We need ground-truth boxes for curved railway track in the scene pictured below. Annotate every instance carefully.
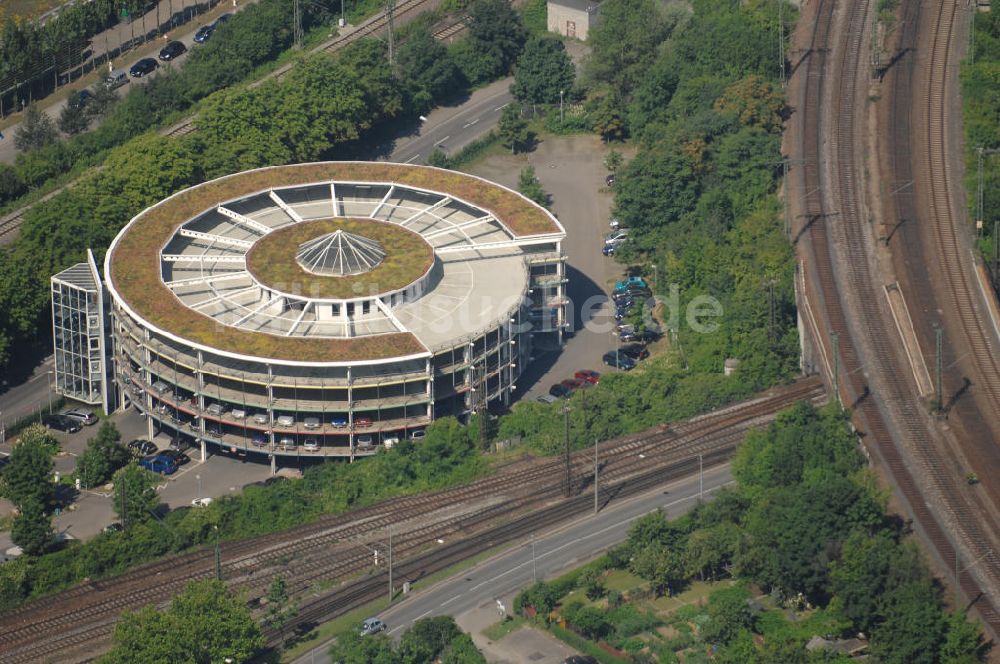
[0,378,823,662]
[793,0,1000,634]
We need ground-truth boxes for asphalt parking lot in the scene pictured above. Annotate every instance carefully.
[467,134,628,400]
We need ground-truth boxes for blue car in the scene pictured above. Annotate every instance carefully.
[139,454,177,475]
[614,276,647,293]
[330,415,349,428]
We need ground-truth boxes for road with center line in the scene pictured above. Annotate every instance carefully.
[290,464,733,662]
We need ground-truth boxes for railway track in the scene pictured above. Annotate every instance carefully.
[793,0,1000,635]
[0,378,823,662]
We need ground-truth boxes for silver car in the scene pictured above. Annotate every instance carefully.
[360,618,387,636]
[62,408,97,425]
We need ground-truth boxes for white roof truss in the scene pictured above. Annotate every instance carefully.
[285,302,314,336]
[374,297,406,332]
[190,286,258,310]
[369,185,395,219]
[435,236,560,254]
[178,229,254,249]
[400,196,451,226]
[217,206,272,235]
[268,190,303,223]
[422,215,496,240]
[233,297,277,327]
[166,271,251,289]
[162,254,247,264]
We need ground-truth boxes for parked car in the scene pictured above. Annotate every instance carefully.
[62,408,97,425]
[67,89,93,110]
[231,408,247,420]
[614,276,647,293]
[536,393,559,404]
[356,434,374,447]
[129,57,158,77]
[605,174,615,187]
[152,380,170,393]
[562,656,598,664]
[574,370,601,384]
[409,429,426,441]
[42,414,82,433]
[159,449,190,465]
[278,436,296,451]
[360,618,387,636]
[549,383,573,399]
[128,439,158,456]
[275,415,295,427]
[251,431,268,447]
[214,13,233,25]
[382,434,400,449]
[303,416,321,430]
[602,242,619,257]
[193,24,216,43]
[354,415,373,427]
[612,286,649,302]
[562,378,590,391]
[252,412,270,425]
[105,69,128,89]
[609,217,620,229]
[330,415,349,428]
[103,522,124,534]
[158,40,186,61]
[303,438,320,452]
[191,497,213,508]
[621,343,651,361]
[602,351,636,371]
[139,454,177,474]
[206,402,227,417]
[206,422,223,436]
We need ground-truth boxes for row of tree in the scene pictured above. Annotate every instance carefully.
[517,402,986,662]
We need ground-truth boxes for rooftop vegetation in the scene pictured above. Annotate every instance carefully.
[246,218,434,300]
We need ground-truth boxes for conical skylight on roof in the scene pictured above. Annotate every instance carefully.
[295,230,387,276]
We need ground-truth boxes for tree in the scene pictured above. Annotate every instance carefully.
[398,616,461,664]
[427,148,452,169]
[870,579,946,664]
[604,149,623,174]
[518,166,548,207]
[939,610,987,663]
[498,104,529,154]
[586,0,673,100]
[11,498,51,556]
[700,586,756,646]
[579,566,606,600]
[112,463,160,527]
[76,420,130,489]
[630,544,686,597]
[99,579,264,664]
[462,0,528,84]
[511,36,575,108]
[2,424,55,510]
[13,104,57,152]
[397,25,465,110]
[591,95,626,142]
[440,633,487,664]
[57,97,89,135]
[263,576,297,648]
[85,84,119,120]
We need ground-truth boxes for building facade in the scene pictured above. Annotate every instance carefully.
[547,0,601,40]
[102,162,567,464]
[51,249,110,413]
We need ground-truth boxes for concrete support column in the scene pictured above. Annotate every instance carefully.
[347,366,354,462]
[200,439,207,463]
[270,453,276,475]
[266,365,275,448]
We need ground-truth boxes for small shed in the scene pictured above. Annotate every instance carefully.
[547,0,601,40]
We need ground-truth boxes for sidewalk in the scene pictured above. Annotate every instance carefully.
[456,601,577,664]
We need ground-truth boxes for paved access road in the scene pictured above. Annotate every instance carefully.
[387,77,514,165]
[290,463,732,662]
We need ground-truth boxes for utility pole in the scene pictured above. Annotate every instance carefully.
[387,524,393,603]
[934,323,944,415]
[386,0,396,68]
[778,0,785,84]
[698,453,703,501]
[477,360,488,452]
[215,526,222,581]
[563,406,572,498]
[766,279,778,348]
[293,0,303,49]
[531,535,536,582]
[830,331,840,404]
[593,438,599,513]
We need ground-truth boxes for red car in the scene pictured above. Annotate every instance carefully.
[354,416,373,427]
[561,378,590,391]
[574,370,601,385]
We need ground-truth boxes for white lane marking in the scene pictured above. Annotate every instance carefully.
[467,481,732,592]
[494,103,508,112]
[414,609,432,620]
[404,154,419,164]
[434,135,450,146]
[462,118,480,128]
[442,594,462,605]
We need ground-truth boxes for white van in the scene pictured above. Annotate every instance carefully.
[105,69,127,90]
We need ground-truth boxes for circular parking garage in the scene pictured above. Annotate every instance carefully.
[106,162,567,462]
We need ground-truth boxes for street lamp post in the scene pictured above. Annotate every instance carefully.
[196,474,202,501]
[593,438,599,513]
[559,89,564,124]
[47,370,55,415]
[562,405,571,498]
